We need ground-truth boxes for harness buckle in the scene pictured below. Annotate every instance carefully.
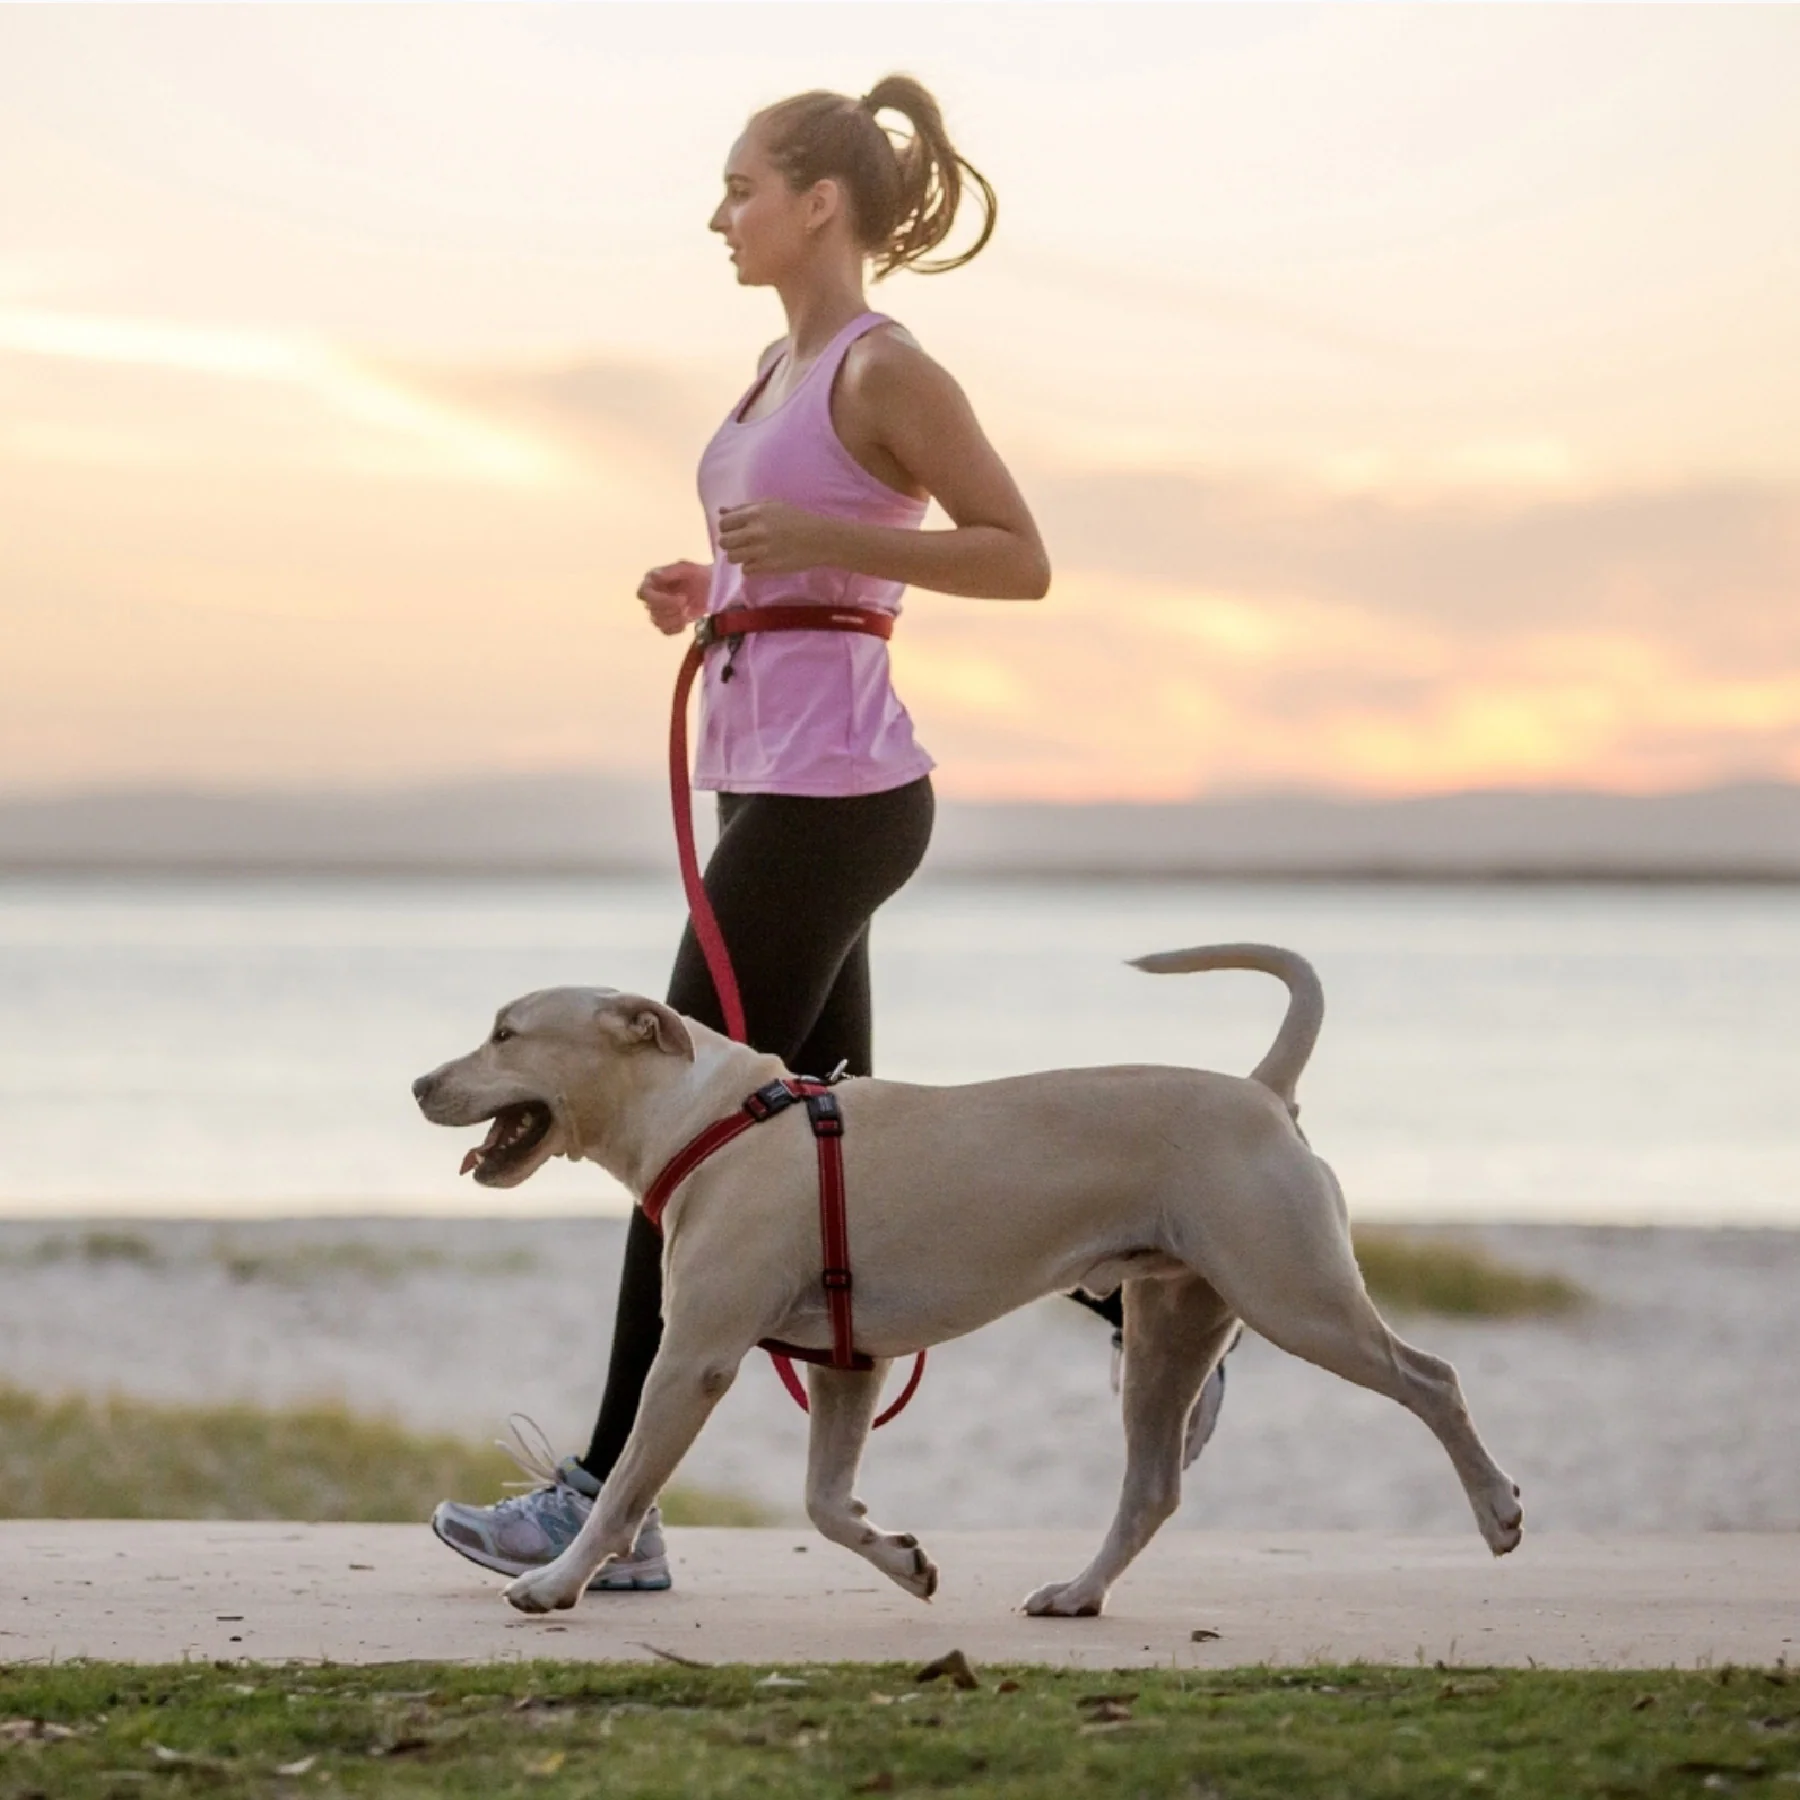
[743,1080,799,1122]
[693,615,718,651]
[804,1091,844,1138]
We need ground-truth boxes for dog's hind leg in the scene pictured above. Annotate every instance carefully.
[503,1313,751,1614]
[1023,1274,1238,1618]
[1221,1206,1523,1556]
[804,1361,939,1602]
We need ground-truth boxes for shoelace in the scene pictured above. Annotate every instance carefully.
[491,1413,576,1508]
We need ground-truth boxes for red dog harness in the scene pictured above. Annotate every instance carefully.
[640,1075,925,1428]
[663,605,926,1427]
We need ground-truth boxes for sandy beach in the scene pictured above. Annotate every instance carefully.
[3,1218,1797,1538]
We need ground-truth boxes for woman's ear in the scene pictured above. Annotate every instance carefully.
[805,176,844,235]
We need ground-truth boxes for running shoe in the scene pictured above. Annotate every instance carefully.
[430,1416,672,1591]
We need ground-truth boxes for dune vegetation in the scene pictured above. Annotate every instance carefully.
[0,1385,764,1526]
[1352,1230,1586,1320]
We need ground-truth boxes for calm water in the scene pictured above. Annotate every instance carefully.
[1,872,1795,1223]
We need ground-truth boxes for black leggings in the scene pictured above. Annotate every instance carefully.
[579,777,936,1480]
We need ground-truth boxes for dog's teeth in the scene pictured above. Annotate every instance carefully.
[460,1146,484,1176]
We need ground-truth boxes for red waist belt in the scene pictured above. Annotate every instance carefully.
[664,604,923,1428]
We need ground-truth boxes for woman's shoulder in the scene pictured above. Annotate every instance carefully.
[847,316,923,367]
[838,319,953,406]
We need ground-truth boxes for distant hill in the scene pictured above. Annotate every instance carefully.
[1,777,1797,879]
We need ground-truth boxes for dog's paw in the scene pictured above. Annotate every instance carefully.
[503,1567,585,1615]
[898,1541,939,1603]
[1021,1578,1106,1618]
[869,1531,938,1602]
[1477,1479,1524,1557]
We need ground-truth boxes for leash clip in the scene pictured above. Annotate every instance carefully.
[694,615,746,681]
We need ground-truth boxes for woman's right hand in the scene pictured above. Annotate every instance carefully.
[636,561,711,635]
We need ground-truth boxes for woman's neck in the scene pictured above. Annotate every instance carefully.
[774,268,872,362]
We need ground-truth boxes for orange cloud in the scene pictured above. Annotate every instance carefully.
[5,329,1798,802]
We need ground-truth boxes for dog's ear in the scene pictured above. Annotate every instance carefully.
[598,995,695,1062]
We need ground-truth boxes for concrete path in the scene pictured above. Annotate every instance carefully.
[3,1524,1794,1670]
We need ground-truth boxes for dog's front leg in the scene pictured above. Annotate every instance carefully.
[503,1328,743,1616]
[1024,1275,1236,1619]
[804,1361,938,1602]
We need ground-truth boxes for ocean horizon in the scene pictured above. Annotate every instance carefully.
[3,869,1796,1227]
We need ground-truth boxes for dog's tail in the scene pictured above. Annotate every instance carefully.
[1128,943,1323,1111]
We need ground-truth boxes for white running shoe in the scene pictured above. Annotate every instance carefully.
[430,1416,672,1592]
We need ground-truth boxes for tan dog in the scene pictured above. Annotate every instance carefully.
[412,944,1522,1617]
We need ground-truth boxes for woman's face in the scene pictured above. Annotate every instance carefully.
[709,127,837,287]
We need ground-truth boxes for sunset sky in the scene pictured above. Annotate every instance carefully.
[3,4,1797,802]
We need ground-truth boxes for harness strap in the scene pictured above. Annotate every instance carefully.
[641,1076,814,1230]
[803,1090,856,1368]
[762,1328,929,1429]
[640,1109,755,1233]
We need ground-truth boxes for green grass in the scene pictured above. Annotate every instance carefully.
[0,1661,1792,1798]
[1352,1231,1586,1319]
[0,1386,764,1528]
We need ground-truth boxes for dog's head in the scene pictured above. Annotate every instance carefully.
[411,987,694,1187]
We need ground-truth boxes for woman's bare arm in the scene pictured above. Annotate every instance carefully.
[716,332,1050,599]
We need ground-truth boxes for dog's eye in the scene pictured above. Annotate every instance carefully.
[492,1026,514,1044]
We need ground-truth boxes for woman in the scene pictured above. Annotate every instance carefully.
[432,75,1223,1591]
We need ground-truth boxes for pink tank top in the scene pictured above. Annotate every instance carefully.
[692,311,936,796]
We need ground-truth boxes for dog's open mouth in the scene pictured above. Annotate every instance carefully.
[460,1101,554,1184]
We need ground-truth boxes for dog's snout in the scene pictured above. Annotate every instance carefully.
[412,1072,437,1106]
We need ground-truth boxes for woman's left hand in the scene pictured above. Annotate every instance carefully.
[716,501,839,575]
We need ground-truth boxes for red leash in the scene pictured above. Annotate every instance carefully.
[665,603,924,1428]
[671,605,894,1042]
